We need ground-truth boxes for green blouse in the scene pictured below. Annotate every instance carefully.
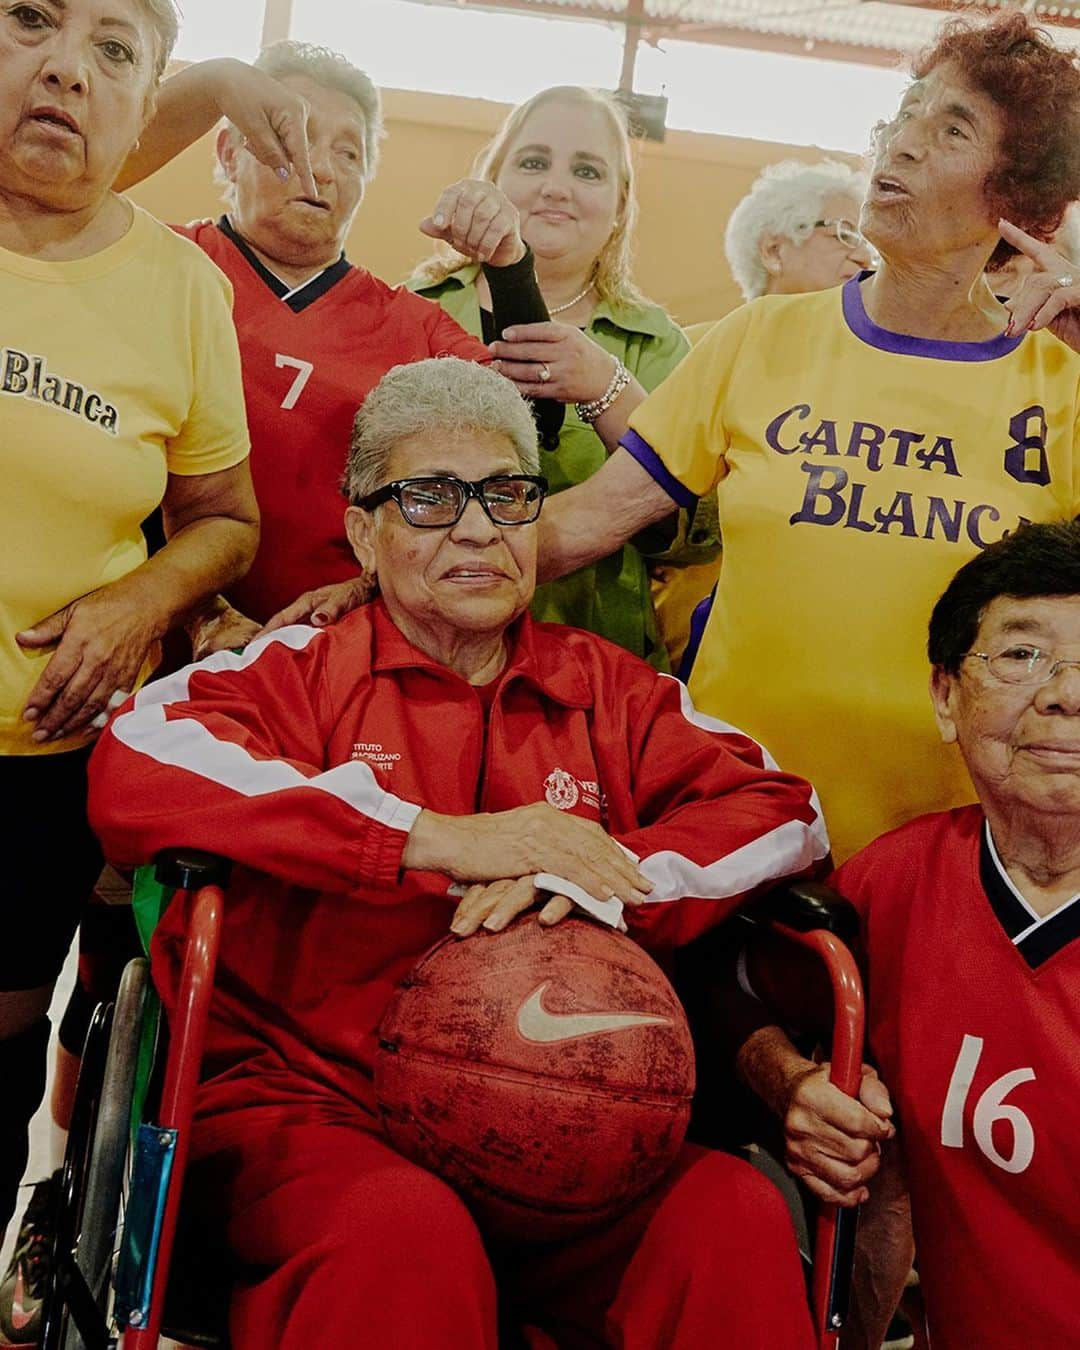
[411,265,691,668]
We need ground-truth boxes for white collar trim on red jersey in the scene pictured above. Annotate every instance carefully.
[984,820,1080,938]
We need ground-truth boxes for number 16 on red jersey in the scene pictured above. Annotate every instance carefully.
[940,1033,1036,1175]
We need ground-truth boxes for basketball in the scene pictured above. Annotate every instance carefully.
[374,914,695,1240]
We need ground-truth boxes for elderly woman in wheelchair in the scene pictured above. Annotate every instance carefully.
[84,357,833,1349]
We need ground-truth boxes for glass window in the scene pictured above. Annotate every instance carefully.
[290,0,624,101]
[634,40,908,153]
[172,0,268,64]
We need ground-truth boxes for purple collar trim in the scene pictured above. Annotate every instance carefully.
[842,271,1023,362]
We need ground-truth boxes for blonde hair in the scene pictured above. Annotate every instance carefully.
[410,86,646,309]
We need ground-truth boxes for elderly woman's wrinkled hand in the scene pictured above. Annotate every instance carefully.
[419,180,526,268]
[403,802,652,908]
[490,322,624,404]
[1000,219,1080,352]
[190,601,262,660]
[783,1062,895,1208]
[17,583,161,743]
[205,57,317,199]
[449,877,575,936]
[258,574,377,637]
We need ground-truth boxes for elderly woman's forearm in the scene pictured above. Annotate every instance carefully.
[536,446,675,583]
[122,515,259,638]
[114,60,238,191]
[590,380,646,453]
[736,1025,815,1118]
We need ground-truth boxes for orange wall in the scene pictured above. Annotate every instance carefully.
[127,85,860,327]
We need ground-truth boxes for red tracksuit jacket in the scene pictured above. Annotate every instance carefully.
[88,603,828,1119]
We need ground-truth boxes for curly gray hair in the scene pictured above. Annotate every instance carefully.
[343,358,540,505]
[724,159,869,301]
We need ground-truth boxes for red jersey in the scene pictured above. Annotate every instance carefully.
[88,602,826,1122]
[835,807,1080,1350]
[173,219,490,622]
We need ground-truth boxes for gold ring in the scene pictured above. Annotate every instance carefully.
[538,363,551,383]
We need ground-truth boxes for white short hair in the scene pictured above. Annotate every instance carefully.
[343,358,540,505]
[724,159,869,301]
[216,41,384,203]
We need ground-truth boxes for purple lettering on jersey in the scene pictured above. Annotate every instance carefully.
[790,461,1010,550]
[1004,407,1050,486]
[801,419,839,456]
[872,492,918,536]
[846,421,886,471]
[967,503,1002,548]
[915,437,961,477]
[924,497,965,543]
[788,462,847,525]
[888,428,925,467]
[765,404,811,454]
[845,482,877,532]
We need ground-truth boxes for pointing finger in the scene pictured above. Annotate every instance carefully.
[998,218,1061,267]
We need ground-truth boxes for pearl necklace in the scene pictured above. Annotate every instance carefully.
[547,282,593,316]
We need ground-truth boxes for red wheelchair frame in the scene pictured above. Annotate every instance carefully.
[50,854,864,1350]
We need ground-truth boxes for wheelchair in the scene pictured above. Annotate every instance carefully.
[39,852,864,1350]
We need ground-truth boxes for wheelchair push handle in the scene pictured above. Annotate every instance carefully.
[154,848,232,892]
[749,880,860,944]
[760,884,866,1349]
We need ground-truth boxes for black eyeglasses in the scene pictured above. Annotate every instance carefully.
[356,474,548,528]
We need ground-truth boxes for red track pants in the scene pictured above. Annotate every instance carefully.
[186,1107,815,1349]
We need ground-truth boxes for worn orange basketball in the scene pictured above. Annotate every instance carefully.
[374,914,695,1240]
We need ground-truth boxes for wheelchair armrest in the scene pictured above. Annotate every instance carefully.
[744,882,859,947]
[154,849,232,892]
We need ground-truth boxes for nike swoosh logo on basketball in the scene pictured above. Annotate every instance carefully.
[515,982,671,1044]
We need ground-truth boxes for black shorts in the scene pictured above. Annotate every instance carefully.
[0,747,103,991]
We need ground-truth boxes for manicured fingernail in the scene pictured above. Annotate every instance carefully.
[482,916,505,932]
[23,707,38,721]
[450,920,469,936]
[277,166,290,181]
[433,213,445,227]
[502,328,515,341]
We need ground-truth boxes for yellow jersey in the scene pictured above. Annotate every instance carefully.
[625,276,1080,859]
[1,205,249,754]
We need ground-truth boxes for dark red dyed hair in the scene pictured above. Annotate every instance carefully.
[914,13,1080,268]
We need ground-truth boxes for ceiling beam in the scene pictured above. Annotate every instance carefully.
[618,0,645,87]
[431,0,1080,62]
[260,0,295,47]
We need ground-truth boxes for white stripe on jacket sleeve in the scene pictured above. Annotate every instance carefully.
[109,626,422,835]
[632,676,830,905]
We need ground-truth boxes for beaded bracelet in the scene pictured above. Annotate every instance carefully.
[576,358,632,424]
